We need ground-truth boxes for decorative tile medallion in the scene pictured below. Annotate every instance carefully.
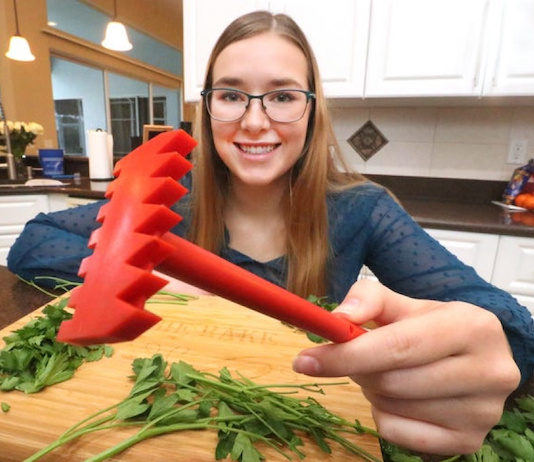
[347,120,389,161]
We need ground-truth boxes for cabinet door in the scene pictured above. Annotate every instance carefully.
[269,0,370,98]
[482,0,534,96]
[425,229,499,282]
[0,195,49,266]
[365,0,490,97]
[183,0,370,100]
[492,236,534,314]
[183,0,269,102]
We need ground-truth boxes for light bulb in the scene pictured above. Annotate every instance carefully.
[5,35,35,61]
[102,21,133,51]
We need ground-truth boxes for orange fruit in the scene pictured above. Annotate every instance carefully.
[515,193,531,208]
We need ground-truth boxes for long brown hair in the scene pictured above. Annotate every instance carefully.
[189,11,366,298]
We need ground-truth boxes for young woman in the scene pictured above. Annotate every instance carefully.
[8,11,534,455]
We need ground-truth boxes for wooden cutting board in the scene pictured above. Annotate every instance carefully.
[0,295,382,461]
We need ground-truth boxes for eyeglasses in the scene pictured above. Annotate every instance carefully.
[201,88,315,123]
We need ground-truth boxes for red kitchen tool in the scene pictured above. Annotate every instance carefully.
[57,130,366,346]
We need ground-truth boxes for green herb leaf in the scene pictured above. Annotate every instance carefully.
[1,402,10,413]
[25,355,382,462]
[0,299,113,395]
[230,433,263,462]
[491,429,534,460]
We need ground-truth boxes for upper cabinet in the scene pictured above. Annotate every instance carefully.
[183,0,534,101]
[365,0,490,97]
[482,0,534,96]
[183,0,370,101]
[267,0,370,98]
[366,0,534,98]
[183,0,269,102]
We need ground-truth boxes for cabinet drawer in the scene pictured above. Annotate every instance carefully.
[0,195,49,228]
[492,236,534,299]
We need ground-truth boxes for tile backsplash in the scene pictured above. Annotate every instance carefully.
[331,105,534,181]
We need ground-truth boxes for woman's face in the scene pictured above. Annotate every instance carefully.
[210,32,311,189]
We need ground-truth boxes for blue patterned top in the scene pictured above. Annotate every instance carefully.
[7,182,534,384]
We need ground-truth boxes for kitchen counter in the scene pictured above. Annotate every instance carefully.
[0,177,110,200]
[1,175,533,237]
[402,199,534,237]
[0,265,58,330]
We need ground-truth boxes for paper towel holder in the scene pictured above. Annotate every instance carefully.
[142,124,173,144]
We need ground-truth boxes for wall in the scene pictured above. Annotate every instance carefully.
[0,0,184,156]
[83,0,183,49]
[0,0,56,154]
[332,105,534,181]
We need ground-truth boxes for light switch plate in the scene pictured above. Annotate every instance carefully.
[507,139,528,164]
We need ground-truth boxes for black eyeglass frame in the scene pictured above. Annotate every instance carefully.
[201,87,316,123]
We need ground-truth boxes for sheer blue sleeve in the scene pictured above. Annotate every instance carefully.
[364,188,534,384]
[6,201,105,286]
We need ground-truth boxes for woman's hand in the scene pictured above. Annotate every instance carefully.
[292,279,521,455]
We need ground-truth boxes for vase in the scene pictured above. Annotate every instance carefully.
[13,155,27,181]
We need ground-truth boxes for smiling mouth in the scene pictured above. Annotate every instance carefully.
[236,143,280,154]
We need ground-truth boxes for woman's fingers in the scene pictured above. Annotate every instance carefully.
[363,388,505,431]
[293,302,474,378]
[370,406,491,455]
[292,279,521,455]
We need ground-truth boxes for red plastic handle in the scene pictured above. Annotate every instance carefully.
[158,233,367,343]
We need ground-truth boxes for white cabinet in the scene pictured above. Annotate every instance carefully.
[183,0,370,101]
[0,195,50,266]
[482,0,534,96]
[365,0,534,98]
[183,0,268,102]
[268,0,370,98]
[184,0,534,100]
[492,236,534,314]
[365,0,490,97]
[0,193,96,266]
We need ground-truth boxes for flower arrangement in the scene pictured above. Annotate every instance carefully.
[0,120,44,159]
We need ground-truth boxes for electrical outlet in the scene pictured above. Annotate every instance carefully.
[507,139,528,164]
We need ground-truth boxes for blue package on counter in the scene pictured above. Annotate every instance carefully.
[502,158,534,204]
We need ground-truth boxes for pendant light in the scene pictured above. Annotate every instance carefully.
[102,0,132,52]
[5,0,35,62]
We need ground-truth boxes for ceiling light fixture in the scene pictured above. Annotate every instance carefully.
[102,0,132,52]
[5,0,35,62]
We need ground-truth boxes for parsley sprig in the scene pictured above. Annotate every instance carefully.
[0,298,113,394]
[25,354,382,462]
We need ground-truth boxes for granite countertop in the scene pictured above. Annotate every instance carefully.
[402,199,534,237]
[1,174,533,238]
[0,177,111,200]
[367,174,534,238]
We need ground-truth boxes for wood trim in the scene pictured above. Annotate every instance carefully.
[43,27,182,89]
[142,124,174,143]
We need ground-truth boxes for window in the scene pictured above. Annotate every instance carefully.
[50,57,181,157]
[54,99,85,155]
[47,0,183,157]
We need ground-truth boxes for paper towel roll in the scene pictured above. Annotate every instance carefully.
[87,129,114,180]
